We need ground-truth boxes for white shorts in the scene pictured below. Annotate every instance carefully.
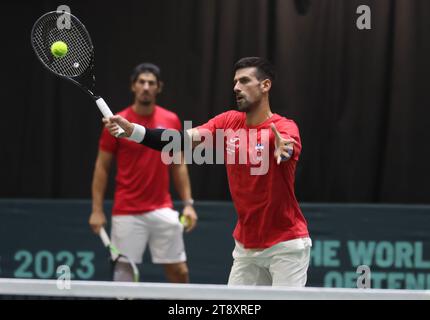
[111,207,187,264]
[228,237,312,287]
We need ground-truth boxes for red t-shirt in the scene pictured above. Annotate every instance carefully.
[197,110,309,249]
[99,105,182,215]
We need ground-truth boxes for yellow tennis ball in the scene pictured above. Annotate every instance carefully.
[180,215,190,227]
[51,41,68,58]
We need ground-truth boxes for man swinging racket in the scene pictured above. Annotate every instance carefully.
[103,57,311,286]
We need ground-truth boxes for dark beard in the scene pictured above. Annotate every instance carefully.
[140,97,153,106]
[238,104,250,112]
[237,100,256,113]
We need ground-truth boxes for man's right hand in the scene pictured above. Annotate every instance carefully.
[89,211,107,234]
[103,115,134,138]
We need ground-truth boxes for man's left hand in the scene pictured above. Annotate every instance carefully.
[271,123,297,165]
[182,205,198,232]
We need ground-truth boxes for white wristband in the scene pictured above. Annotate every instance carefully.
[127,124,146,143]
[183,199,194,207]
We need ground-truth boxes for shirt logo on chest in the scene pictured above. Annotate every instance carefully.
[255,143,264,158]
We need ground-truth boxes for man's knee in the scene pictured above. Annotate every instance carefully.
[164,262,189,283]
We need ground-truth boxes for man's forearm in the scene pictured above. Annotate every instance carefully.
[171,162,193,204]
[92,167,109,212]
[128,124,198,151]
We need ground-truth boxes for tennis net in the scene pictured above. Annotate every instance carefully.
[0,278,429,300]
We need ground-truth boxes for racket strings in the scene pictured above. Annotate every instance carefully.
[111,255,140,282]
[32,12,93,78]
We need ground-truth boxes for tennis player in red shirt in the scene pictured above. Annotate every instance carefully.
[104,57,311,286]
[89,63,197,283]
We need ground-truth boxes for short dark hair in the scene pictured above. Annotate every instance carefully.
[131,63,162,83]
[234,57,276,82]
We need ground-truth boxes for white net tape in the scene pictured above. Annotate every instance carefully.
[0,278,429,300]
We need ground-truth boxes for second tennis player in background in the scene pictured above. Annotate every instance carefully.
[89,63,197,283]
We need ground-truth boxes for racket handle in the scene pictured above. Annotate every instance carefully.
[99,227,111,247]
[95,97,126,137]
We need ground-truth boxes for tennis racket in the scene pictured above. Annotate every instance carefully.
[31,10,125,137]
[99,227,140,282]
